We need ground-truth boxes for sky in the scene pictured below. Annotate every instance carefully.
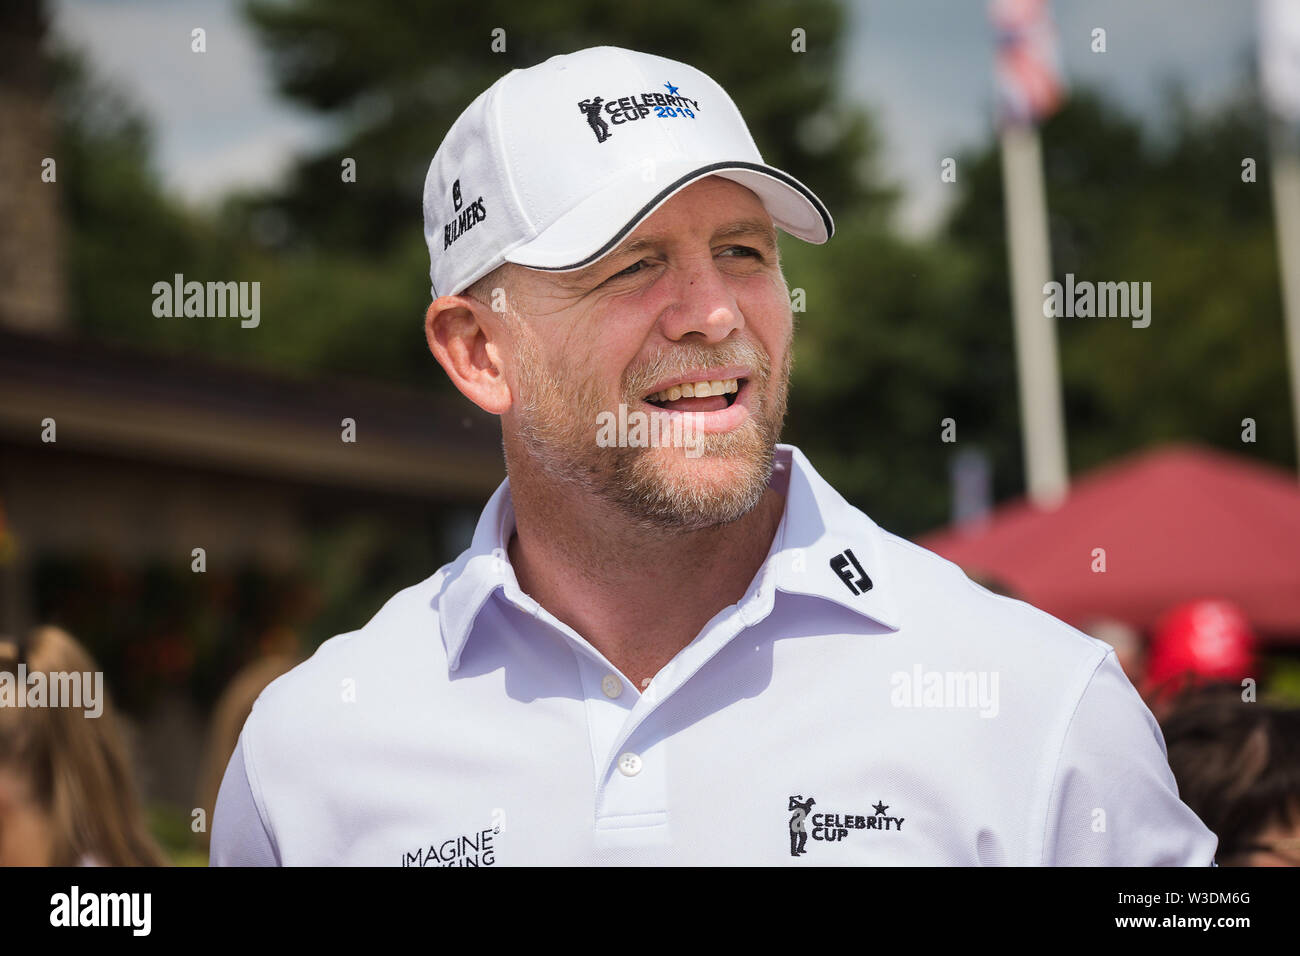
[48,0,333,207]
[851,0,1254,233]
[49,0,1259,235]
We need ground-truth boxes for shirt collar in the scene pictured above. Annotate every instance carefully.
[764,444,901,629]
[436,443,901,671]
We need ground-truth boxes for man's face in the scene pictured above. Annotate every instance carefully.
[498,176,794,531]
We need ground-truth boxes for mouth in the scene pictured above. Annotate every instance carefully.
[643,376,744,413]
[637,369,755,436]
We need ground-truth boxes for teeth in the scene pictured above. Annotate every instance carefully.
[645,378,740,404]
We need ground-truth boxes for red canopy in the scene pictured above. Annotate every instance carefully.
[914,443,1300,644]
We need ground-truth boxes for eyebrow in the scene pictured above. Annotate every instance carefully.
[556,217,779,289]
[710,218,779,252]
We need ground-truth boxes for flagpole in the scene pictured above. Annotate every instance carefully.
[1000,123,1069,506]
[990,0,1070,507]
[1269,122,1300,476]
[1260,0,1300,476]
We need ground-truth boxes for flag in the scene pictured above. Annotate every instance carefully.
[990,0,1066,125]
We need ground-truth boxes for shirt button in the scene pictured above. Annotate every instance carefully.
[601,674,623,699]
[617,752,642,777]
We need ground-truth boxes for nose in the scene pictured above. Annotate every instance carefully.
[656,255,744,344]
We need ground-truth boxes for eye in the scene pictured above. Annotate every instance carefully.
[610,259,645,280]
[600,259,650,286]
[720,245,762,260]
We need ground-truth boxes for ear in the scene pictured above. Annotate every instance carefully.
[424,296,513,415]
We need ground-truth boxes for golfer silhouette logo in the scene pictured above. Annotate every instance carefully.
[788,795,816,857]
[578,97,611,143]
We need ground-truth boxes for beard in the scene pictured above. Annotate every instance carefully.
[507,322,791,533]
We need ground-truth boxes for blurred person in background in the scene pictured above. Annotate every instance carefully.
[194,627,300,853]
[0,626,167,866]
[1082,617,1145,689]
[965,570,1021,600]
[1162,685,1300,866]
[1143,599,1258,719]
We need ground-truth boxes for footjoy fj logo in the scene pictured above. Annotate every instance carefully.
[577,80,701,143]
[829,548,872,596]
[402,824,499,866]
[787,794,904,857]
[443,178,486,250]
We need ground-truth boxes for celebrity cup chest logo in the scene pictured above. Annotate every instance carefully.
[577,80,701,144]
[787,794,905,857]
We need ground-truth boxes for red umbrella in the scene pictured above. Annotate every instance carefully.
[914,443,1300,644]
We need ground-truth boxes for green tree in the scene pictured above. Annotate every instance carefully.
[780,84,1295,538]
[51,48,220,352]
[944,86,1294,489]
[226,0,903,390]
[242,0,893,255]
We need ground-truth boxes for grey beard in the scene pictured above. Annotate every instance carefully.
[507,327,790,532]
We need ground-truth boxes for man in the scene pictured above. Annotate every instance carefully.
[211,46,1216,865]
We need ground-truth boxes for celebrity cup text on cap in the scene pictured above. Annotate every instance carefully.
[422,46,834,299]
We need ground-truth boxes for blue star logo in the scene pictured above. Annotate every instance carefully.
[664,81,680,95]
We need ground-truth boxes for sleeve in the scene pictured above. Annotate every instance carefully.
[1040,650,1218,866]
[210,732,281,867]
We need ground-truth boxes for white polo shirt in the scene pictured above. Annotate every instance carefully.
[211,443,1216,866]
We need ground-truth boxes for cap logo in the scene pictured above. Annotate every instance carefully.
[576,80,701,144]
[443,178,487,250]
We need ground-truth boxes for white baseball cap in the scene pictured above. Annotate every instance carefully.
[422,45,834,299]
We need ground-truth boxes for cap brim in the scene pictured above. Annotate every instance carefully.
[501,160,833,273]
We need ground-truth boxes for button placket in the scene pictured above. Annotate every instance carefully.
[594,728,669,849]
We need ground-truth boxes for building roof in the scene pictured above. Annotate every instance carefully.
[915,443,1300,642]
[0,328,504,499]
